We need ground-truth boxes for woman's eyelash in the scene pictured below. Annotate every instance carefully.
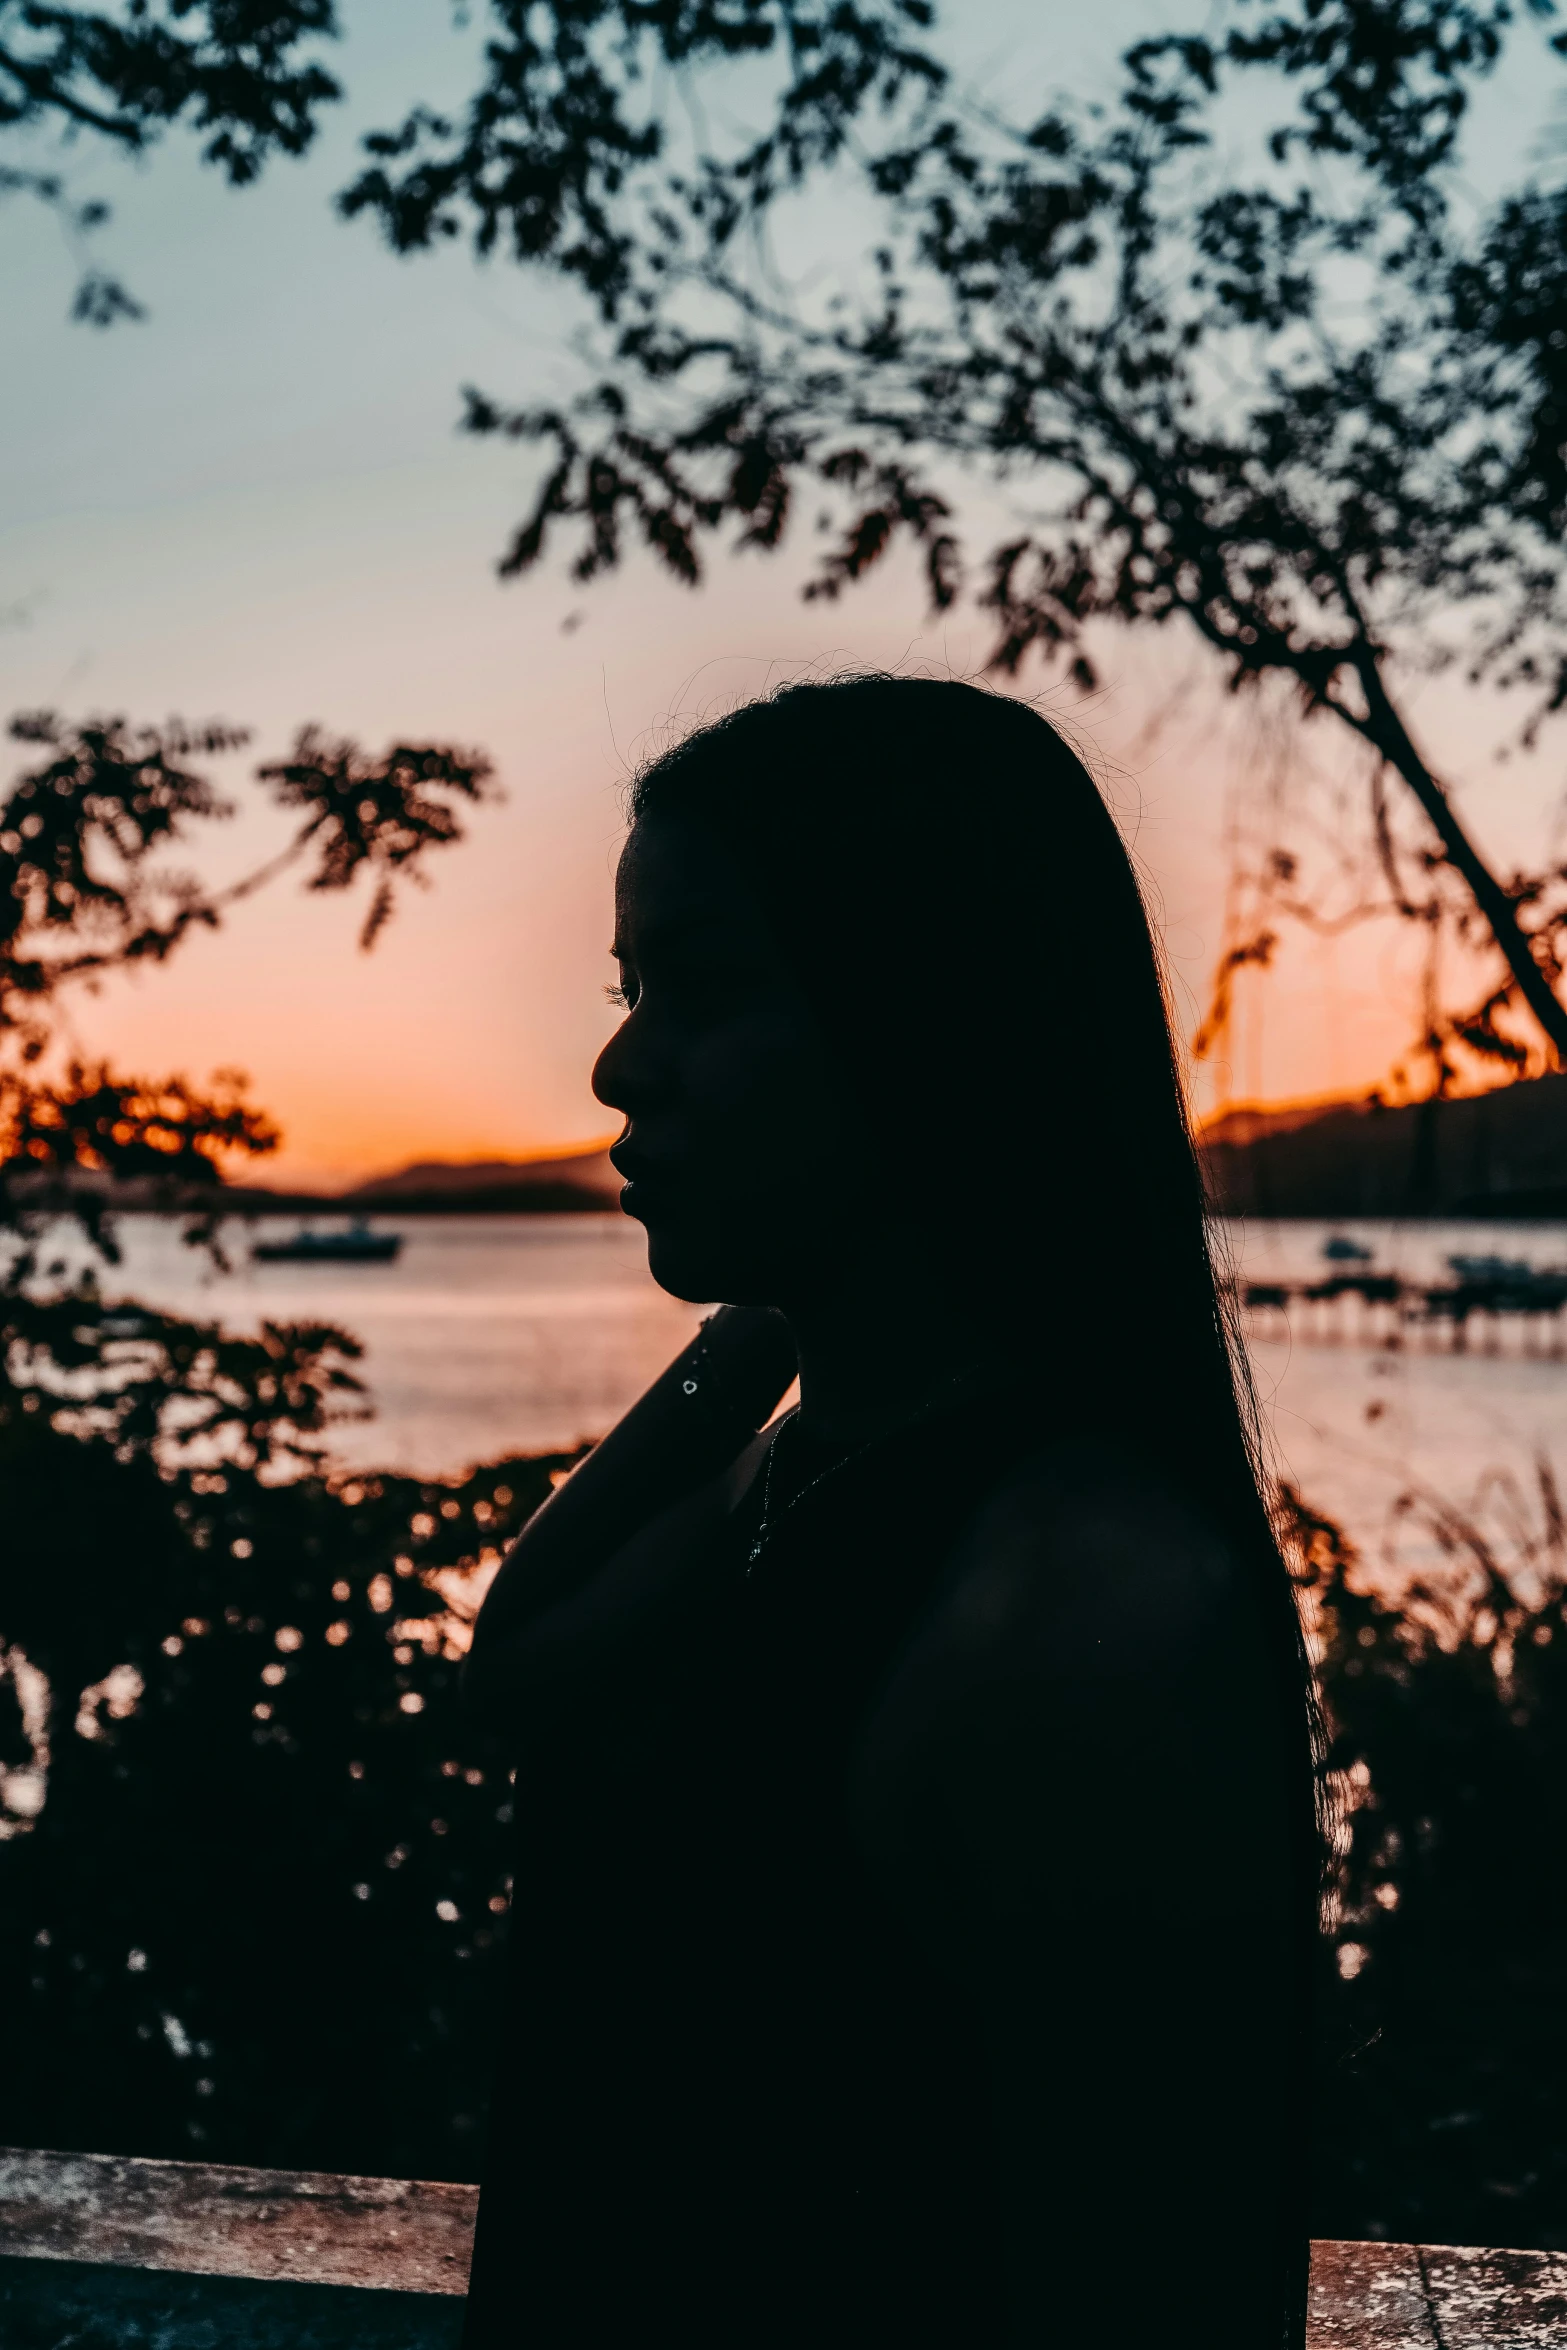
[604,982,631,1009]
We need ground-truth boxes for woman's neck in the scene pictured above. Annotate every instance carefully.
[782,1257,1015,1450]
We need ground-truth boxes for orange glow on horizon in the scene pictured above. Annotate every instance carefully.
[241,1122,622,1192]
[1197,1086,1375,1140]
[1198,1060,1538,1143]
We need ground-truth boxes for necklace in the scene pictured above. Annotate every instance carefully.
[746,1409,858,1571]
[744,1358,1006,1574]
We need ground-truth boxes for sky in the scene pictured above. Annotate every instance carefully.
[4,0,1566,1187]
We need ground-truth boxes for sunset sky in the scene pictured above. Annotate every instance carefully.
[5,0,1565,1188]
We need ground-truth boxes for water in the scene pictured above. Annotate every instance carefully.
[57,1211,1567,1595]
[74,1214,708,1473]
[1231,1220,1567,1599]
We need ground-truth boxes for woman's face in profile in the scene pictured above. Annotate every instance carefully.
[592,810,875,1306]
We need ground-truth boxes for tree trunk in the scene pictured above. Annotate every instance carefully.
[1352,653,1567,1068]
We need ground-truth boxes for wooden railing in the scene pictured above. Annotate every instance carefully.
[0,2147,470,2347]
[1,2146,1564,2345]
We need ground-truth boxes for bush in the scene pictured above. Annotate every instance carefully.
[0,700,534,2180]
[1297,1475,1567,2248]
[0,1279,583,2181]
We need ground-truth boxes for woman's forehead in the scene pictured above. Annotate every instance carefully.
[613,814,753,947]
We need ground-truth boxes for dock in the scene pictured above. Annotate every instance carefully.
[1236,1257,1567,1354]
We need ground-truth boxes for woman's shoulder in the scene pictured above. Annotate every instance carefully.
[850,1427,1275,1829]
[934,1427,1253,1681]
[849,1430,1285,1964]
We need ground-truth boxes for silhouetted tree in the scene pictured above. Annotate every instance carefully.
[0,705,514,2171]
[350,0,1567,1090]
[0,711,493,1224]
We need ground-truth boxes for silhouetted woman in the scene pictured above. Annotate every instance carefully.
[460,677,1319,2348]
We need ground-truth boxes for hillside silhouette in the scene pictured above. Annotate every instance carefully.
[0,1146,621,1218]
[1202,1075,1567,1219]
[342,1147,618,1214]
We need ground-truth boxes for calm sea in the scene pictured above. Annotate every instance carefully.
[70,1211,1567,1596]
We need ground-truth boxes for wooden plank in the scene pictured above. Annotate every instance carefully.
[1308,2240,1438,2348]
[1421,2242,1567,2346]
[0,2148,478,2297]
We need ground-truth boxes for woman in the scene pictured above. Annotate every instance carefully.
[460,677,1319,2347]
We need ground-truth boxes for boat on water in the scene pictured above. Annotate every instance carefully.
[252,1217,403,1265]
[1321,1235,1374,1263]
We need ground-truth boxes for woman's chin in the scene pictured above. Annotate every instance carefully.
[634,1216,773,1310]
[638,1225,730,1307]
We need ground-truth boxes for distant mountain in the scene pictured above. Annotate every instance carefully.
[1201,1075,1567,1218]
[0,1144,624,1216]
[339,1147,620,1214]
[1199,1096,1367,1150]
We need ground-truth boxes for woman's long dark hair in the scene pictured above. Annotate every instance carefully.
[631,676,1273,1524]
[631,673,1323,2137]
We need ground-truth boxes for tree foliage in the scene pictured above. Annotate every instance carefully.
[1,0,340,317]
[0,697,503,2167]
[0,709,494,1208]
[26,4,1567,1081]
[353,0,1567,1092]
[1,0,338,165]
[337,0,943,315]
[35,34,1556,1070]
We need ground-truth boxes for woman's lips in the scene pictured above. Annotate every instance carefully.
[610,1144,696,1222]
[611,1145,670,1186]
[612,1160,677,1219]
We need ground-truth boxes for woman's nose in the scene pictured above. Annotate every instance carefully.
[590,1027,625,1112]
[592,1010,658,1115]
